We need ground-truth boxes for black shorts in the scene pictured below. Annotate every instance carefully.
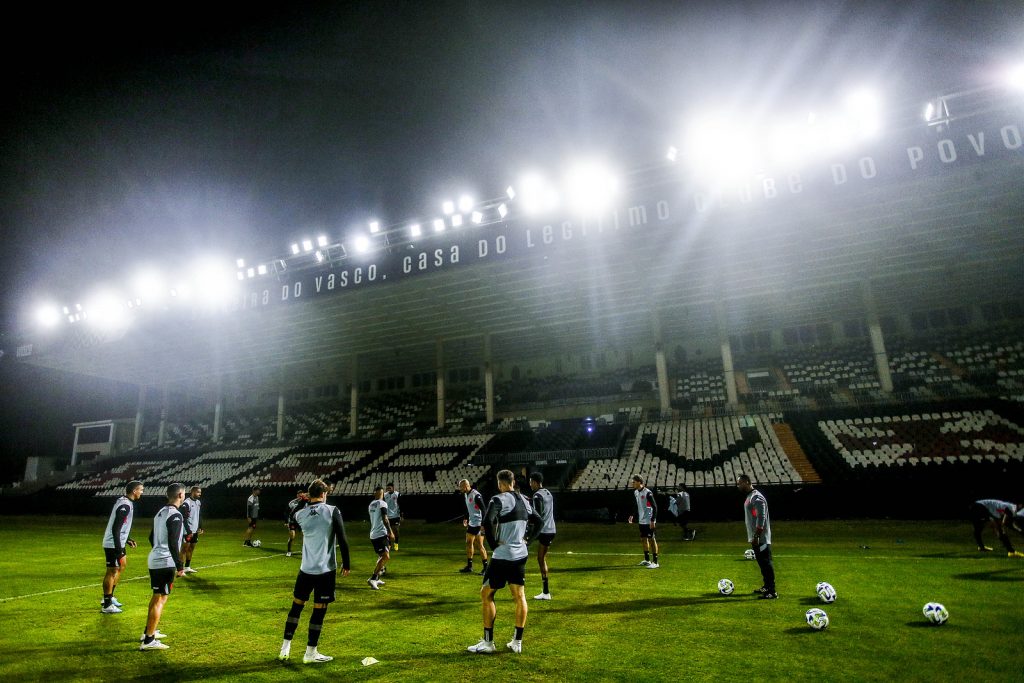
[288,522,300,532]
[466,525,482,536]
[149,567,177,595]
[104,547,126,568]
[639,524,656,538]
[482,558,527,590]
[388,517,401,529]
[248,518,259,529]
[184,531,200,545]
[537,533,556,547]
[293,570,337,604]
[371,535,391,555]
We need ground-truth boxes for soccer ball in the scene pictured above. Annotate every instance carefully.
[717,578,735,595]
[806,608,829,631]
[816,581,837,603]
[922,602,948,625]
[252,540,262,548]
[744,548,755,560]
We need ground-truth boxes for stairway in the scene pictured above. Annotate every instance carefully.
[772,423,822,483]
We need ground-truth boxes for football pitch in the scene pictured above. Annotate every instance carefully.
[0,516,1022,682]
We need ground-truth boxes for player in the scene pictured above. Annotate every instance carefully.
[286,488,309,557]
[101,480,144,613]
[467,469,539,654]
[278,479,351,664]
[179,486,203,574]
[384,482,402,550]
[367,485,396,589]
[528,472,556,600]
[140,483,186,650]
[737,474,777,599]
[243,487,261,547]
[458,479,489,574]
[669,485,693,541]
[627,474,659,568]
[969,498,1024,557]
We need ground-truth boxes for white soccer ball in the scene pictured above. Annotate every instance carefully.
[717,578,735,595]
[744,548,755,560]
[251,540,262,548]
[816,581,837,603]
[922,602,948,625]
[806,608,829,631]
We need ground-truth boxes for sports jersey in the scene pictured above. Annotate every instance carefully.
[147,505,184,571]
[532,488,556,535]
[384,490,401,519]
[102,496,135,553]
[678,491,691,512]
[976,499,1017,518]
[246,494,260,519]
[181,497,202,534]
[295,501,351,575]
[368,499,390,539]
[744,488,772,546]
[484,491,534,561]
[634,487,657,524]
[464,489,485,527]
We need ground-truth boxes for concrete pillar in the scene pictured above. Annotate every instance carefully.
[436,339,446,428]
[277,391,286,441]
[484,334,495,424]
[349,356,359,437]
[863,281,894,393]
[157,386,168,447]
[721,339,738,406]
[133,385,146,447]
[213,398,223,443]
[655,345,671,417]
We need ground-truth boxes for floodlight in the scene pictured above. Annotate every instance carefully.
[666,146,678,162]
[442,200,455,215]
[684,112,759,183]
[844,87,881,138]
[67,315,75,323]
[458,195,474,213]
[497,203,509,218]
[564,160,619,215]
[290,243,300,255]
[369,220,380,234]
[302,239,314,252]
[410,223,422,237]
[247,267,255,278]
[189,258,237,308]
[83,289,129,331]
[35,304,61,329]
[471,211,484,224]
[62,306,69,315]
[315,250,324,263]
[1006,64,1024,90]
[451,214,463,227]
[353,235,370,253]
[257,264,268,275]
[237,272,245,281]
[518,172,560,215]
[506,185,516,200]
[317,235,329,247]
[130,267,166,306]
[433,218,446,233]
[75,303,82,311]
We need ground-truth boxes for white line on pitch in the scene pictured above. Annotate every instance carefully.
[0,553,282,603]
[557,552,969,561]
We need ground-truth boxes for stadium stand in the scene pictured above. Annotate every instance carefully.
[332,435,493,495]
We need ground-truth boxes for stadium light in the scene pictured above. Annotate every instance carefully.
[130,267,166,307]
[247,267,255,278]
[666,146,678,163]
[505,185,516,200]
[471,210,484,224]
[302,239,314,253]
[1006,63,1024,90]
[257,264,268,275]
[290,243,300,255]
[62,306,69,315]
[433,218,446,233]
[35,304,61,329]
[353,235,370,253]
[442,200,455,215]
[843,87,881,138]
[518,172,559,215]
[317,235,329,248]
[315,250,324,263]
[369,220,380,234]
[236,272,245,281]
[684,112,759,183]
[235,258,245,268]
[564,160,619,215]
[410,223,422,237]
[458,195,474,213]
[451,213,463,227]
[497,203,509,219]
[189,258,237,308]
[83,289,129,332]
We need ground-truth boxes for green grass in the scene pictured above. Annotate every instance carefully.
[0,516,1022,682]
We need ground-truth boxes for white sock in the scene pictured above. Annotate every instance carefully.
[280,639,291,653]
[305,646,317,657]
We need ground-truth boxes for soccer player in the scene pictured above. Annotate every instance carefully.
[286,488,309,557]
[279,479,351,664]
[140,483,186,650]
[458,479,489,574]
[367,485,396,589]
[737,474,777,599]
[384,482,402,550]
[673,485,693,541]
[243,487,261,547]
[179,486,203,574]
[528,472,556,600]
[969,498,1024,557]
[627,474,659,568]
[467,469,538,654]
[101,480,144,613]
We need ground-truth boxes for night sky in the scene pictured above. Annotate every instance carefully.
[0,1,1021,476]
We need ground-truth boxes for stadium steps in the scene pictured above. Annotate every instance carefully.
[772,367,793,392]
[734,371,750,396]
[772,423,822,483]
[932,351,966,378]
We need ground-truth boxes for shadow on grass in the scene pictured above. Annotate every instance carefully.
[541,594,748,614]
[552,565,636,574]
[179,577,224,594]
[784,626,826,635]
[905,621,952,629]
[798,596,823,606]
[952,568,1024,582]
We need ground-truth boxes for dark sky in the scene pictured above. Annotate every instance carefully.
[0,0,1021,472]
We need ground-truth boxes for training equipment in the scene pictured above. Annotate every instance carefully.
[806,608,829,630]
[816,581,837,603]
[467,640,497,654]
[251,540,262,547]
[717,578,734,595]
[923,602,949,625]
[744,548,755,560]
